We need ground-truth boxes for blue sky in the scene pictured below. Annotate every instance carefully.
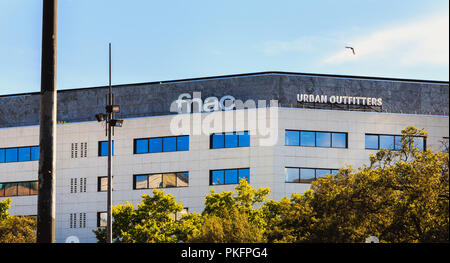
[0,0,448,96]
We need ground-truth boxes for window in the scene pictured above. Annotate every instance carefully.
[134,136,189,154]
[285,130,347,148]
[0,146,39,163]
[210,131,250,149]
[365,134,426,151]
[209,168,250,185]
[97,212,107,227]
[0,180,39,197]
[133,172,189,189]
[285,167,338,183]
[98,141,114,156]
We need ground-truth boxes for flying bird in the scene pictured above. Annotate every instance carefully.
[345,46,355,55]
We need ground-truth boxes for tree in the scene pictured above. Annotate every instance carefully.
[188,179,270,243]
[0,198,37,243]
[264,126,449,243]
[93,189,199,243]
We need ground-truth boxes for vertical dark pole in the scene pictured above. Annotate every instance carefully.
[107,43,113,243]
[37,0,57,243]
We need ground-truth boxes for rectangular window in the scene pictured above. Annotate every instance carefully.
[97,212,107,227]
[163,137,177,152]
[5,148,18,163]
[98,141,114,156]
[18,147,31,162]
[0,149,4,163]
[176,136,190,151]
[365,134,426,151]
[133,172,189,189]
[135,139,149,154]
[285,167,338,184]
[149,138,163,153]
[211,131,250,149]
[0,146,39,163]
[316,132,331,147]
[134,136,189,154]
[209,168,250,185]
[285,130,347,148]
[0,183,4,197]
[98,176,113,192]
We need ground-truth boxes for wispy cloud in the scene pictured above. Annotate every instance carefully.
[324,13,449,66]
[262,36,339,56]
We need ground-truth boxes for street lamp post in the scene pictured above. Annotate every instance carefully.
[95,43,123,243]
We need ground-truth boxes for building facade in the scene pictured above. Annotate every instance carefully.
[0,72,448,243]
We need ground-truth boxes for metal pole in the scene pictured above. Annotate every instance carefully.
[106,43,113,243]
[37,0,57,243]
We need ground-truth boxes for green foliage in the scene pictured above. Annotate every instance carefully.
[0,198,36,243]
[93,189,199,243]
[264,126,449,243]
[94,126,448,243]
[0,199,11,221]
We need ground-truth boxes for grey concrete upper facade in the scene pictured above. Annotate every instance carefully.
[0,72,448,128]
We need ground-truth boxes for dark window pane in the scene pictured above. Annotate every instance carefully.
[394,136,403,150]
[5,148,18,162]
[237,131,250,147]
[99,141,114,156]
[148,174,163,188]
[300,168,315,183]
[316,132,331,147]
[414,137,425,151]
[212,134,225,149]
[238,168,250,183]
[31,146,39,161]
[225,133,238,148]
[18,147,31,162]
[285,130,299,146]
[163,173,177,188]
[332,133,347,148]
[176,136,189,151]
[316,169,331,178]
[149,138,163,153]
[285,168,299,183]
[365,135,379,149]
[300,131,315,147]
[211,170,224,185]
[17,182,31,196]
[0,149,5,163]
[225,169,238,184]
[176,172,189,187]
[135,175,148,189]
[4,183,17,196]
[29,181,38,195]
[135,139,149,154]
[380,135,395,150]
[163,137,177,152]
[0,184,5,197]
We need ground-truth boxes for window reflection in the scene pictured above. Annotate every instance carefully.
[210,168,250,185]
[133,172,189,189]
[300,131,315,147]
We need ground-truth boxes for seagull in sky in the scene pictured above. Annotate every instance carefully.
[345,46,355,55]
